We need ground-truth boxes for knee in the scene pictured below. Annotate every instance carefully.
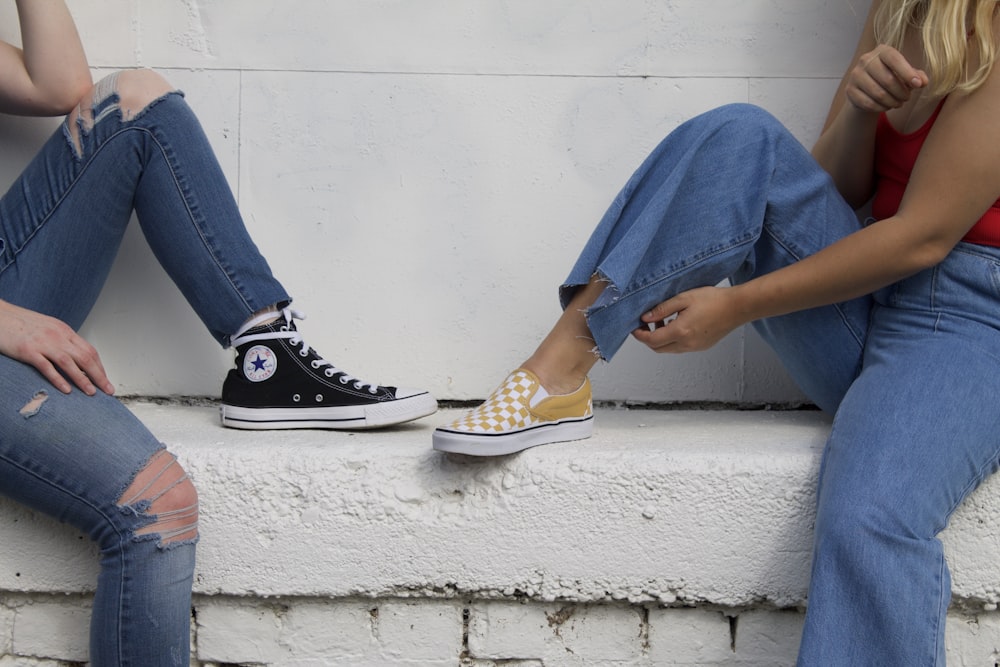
[79,69,175,121]
[813,479,923,562]
[66,69,178,156]
[712,103,776,124]
[110,69,176,119]
[690,103,785,144]
[118,449,199,547]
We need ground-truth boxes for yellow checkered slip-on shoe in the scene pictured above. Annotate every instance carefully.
[432,368,593,456]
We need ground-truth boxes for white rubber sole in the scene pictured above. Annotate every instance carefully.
[220,392,438,430]
[432,415,594,456]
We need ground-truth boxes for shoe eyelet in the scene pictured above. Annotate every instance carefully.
[315,394,323,402]
[325,369,335,377]
[311,360,321,369]
[299,349,309,357]
[339,377,348,385]
[292,394,301,403]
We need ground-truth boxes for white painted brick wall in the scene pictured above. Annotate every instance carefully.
[647,609,733,664]
[732,610,804,665]
[468,601,645,663]
[5,596,1000,666]
[10,597,90,664]
[946,613,1000,666]
[0,603,11,657]
[377,600,465,663]
[0,658,69,667]
[197,598,462,666]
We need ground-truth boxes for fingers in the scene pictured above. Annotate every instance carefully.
[29,355,75,394]
[641,295,682,326]
[633,315,721,354]
[876,47,928,90]
[57,336,113,396]
[632,323,677,353]
[849,46,929,113]
[632,316,704,353]
[634,295,689,353]
[24,327,113,396]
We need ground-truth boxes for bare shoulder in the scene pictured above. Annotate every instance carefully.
[932,45,1000,164]
[899,53,1000,242]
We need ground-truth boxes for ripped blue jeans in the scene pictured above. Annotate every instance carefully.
[0,72,288,665]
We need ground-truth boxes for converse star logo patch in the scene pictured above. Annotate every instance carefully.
[243,345,277,382]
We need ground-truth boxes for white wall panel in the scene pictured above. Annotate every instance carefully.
[0,2,870,402]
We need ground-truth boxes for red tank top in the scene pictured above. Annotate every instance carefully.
[873,103,1000,246]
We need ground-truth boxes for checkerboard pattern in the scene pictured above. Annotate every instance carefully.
[442,370,543,434]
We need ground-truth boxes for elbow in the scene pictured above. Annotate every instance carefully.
[48,74,92,115]
[66,71,94,105]
[885,213,961,273]
[909,238,954,272]
[31,70,93,116]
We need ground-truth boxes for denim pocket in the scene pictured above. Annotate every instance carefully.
[977,247,1000,300]
[922,244,1000,329]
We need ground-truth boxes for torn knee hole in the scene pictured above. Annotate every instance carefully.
[118,449,199,546]
[19,391,48,418]
[66,99,94,158]
[65,71,175,158]
[115,69,175,120]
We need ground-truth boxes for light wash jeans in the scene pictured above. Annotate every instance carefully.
[0,74,288,665]
[564,103,1000,665]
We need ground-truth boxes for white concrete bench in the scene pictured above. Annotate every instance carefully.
[2,402,1000,666]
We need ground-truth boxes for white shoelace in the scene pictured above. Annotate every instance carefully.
[231,307,378,394]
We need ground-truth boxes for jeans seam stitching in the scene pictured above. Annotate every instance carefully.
[139,125,254,315]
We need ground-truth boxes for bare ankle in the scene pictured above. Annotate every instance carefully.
[521,358,588,396]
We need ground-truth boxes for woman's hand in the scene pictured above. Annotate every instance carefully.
[0,300,113,395]
[845,44,929,114]
[631,286,746,354]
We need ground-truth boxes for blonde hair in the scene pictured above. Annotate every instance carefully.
[874,0,999,95]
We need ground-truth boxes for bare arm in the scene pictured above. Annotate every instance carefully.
[0,0,91,115]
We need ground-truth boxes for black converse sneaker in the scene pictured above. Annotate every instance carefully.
[220,308,437,430]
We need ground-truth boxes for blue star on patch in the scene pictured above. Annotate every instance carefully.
[251,355,267,372]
